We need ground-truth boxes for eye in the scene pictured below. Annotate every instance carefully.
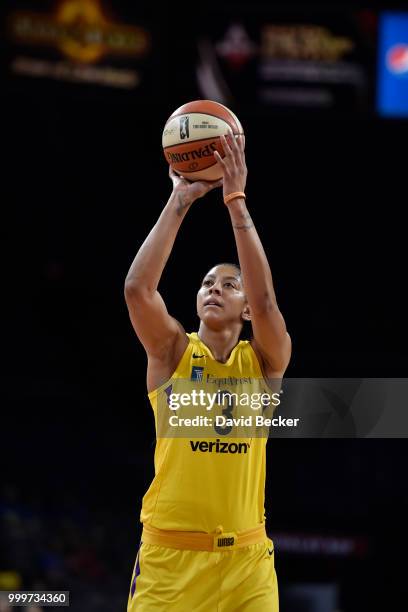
[224,282,235,288]
[202,279,212,286]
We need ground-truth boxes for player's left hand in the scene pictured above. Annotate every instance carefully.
[214,131,247,204]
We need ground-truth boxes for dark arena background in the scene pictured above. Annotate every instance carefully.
[1,1,407,611]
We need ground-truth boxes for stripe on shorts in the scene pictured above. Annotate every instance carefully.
[131,541,142,598]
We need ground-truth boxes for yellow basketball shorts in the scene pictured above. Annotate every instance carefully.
[127,537,278,611]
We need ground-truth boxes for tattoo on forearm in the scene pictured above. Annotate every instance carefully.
[233,211,254,231]
[176,192,192,216]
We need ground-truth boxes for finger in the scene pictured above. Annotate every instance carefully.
[238,134,245,152]
[227,128,239,151]
[226,130,242,163]
[170,166,188,184]
[230,127,242,152]
[220,133,233,157]
[214,150,226,167]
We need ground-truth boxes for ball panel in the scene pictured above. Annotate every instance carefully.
[162,114,231,148]
[163,136,224,174]
[174,165,222,181]
[166,100,240,133]
[218,103,244,134]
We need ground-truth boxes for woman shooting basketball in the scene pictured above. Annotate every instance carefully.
[125,128,291,611]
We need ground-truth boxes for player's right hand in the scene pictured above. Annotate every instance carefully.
[169,166,223,206]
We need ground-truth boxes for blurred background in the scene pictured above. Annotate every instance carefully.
[1,1,407,610]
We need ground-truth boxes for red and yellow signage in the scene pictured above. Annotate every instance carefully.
[9,0,149,63]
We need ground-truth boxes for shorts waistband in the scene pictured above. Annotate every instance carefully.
[141,523,267,552]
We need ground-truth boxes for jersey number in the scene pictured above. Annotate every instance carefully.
[214,389,235,436]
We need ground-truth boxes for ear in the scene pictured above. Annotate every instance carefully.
[241,303,251,322]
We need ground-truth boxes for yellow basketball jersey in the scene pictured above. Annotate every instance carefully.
[140,332,273,533]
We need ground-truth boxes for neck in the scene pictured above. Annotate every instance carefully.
[197,323,242,363]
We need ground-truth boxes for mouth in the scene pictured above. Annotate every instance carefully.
[204,299,222,308]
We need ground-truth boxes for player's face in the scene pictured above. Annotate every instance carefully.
[197,265,248,328]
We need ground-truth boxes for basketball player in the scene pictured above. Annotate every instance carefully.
[125,130,291,611]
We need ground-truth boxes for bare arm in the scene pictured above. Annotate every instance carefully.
[124,168,222,360]
[214,133,291,375]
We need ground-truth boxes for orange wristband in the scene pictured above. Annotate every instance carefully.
[224,191,246,204]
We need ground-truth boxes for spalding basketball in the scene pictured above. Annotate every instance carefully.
[162,100,244,181]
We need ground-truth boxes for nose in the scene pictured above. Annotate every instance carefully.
[209,282,221,295]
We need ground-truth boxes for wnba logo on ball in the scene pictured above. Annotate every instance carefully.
[180,117,190,139]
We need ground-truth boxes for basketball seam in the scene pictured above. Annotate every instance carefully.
[163,134,244,149]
